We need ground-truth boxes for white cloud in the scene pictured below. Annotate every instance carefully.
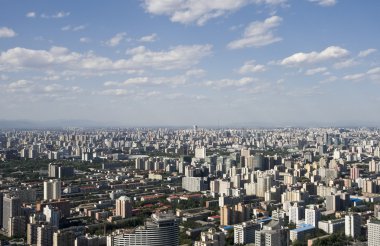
[280,46,349,66]
[41,11,70,19]
[185,68,206,77]
[61,25,71,31]
[319,76,337,84]
[124,44,212,70]
[343,67,380,81]
[1,79,81,96]
[105,32,127,47]
[227,16,282,49]
[103,70,206,88]
[358,48,377,58]
[99,89,129,96]
[309,0,337,7]
[139,33,158,42]
[333,59,358,69]
[143,0,284,26]
[123,77,150,86]
[0,45,212,73]
[7,80,34,91]
[305,67,327,75]
[79,37,91,43]
[0,27,16,38]
[205,77,254,88]
[238,60,266,74]
[343,73,365,81]
[73,25,86,31]
[26,12,36,18]
[63,25,86,32]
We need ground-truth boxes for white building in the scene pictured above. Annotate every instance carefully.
[43,180,61,201]
[234,221,260,245]
[368,219,380,246]
[345,213,361,238]
[305,206,320,228]
[318,218,345,234]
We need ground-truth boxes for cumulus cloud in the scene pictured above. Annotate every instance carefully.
[305,67,327,75]
[309,0,337,7]
[143,0,285,26]
[0,45,212,73]
[358,48,377,58]
[139,33,158,42]
[205,77,254,88]
[0,27,17,38]
[238,60,266,74]
[227,16,282,49]
[280,46,349,66]
[26,12,36,18]
[105,32,127,47]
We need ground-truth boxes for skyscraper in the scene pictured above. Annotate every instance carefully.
[43,180,61,201]
[2,195,21,232]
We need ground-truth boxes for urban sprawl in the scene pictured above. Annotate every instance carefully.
[0,127,380,246]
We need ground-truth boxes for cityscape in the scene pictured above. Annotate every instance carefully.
[1,1,380,246]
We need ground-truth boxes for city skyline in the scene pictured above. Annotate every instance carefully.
[1,1,380,126]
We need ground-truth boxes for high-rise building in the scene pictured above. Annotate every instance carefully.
[256,174,273,198]
[289,203,304,224]
[0,192,3,228]
[2,195,21,232]
[220,203,250,226]
[27,223,39,245]
[195,147,206,159]
[326,194,341,211]
[255,228,289,246]
[8,216,26,238]
[115,196,132,219]
[37,224,57,246]
[194,228,225,246]
[43,180,61,201]
[43,205,61,227]
[108,212,179,246]
[53,230,76,246]
[182,177,209,192]
[49,163,75,179]
[75,234,107,246]
[305,206,321,228]
[345,213,361,238]
[368,219,380,246]
[234,221,260,245]
[350,166,360,180]
[374,204,380,219]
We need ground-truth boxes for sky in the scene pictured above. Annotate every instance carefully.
[0,0,380,127]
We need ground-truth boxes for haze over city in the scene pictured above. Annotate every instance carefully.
[1,1,380,126]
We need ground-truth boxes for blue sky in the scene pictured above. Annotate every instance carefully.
[0,0,380,126]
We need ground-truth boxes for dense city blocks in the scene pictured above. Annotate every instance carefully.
[0,127,380,245]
